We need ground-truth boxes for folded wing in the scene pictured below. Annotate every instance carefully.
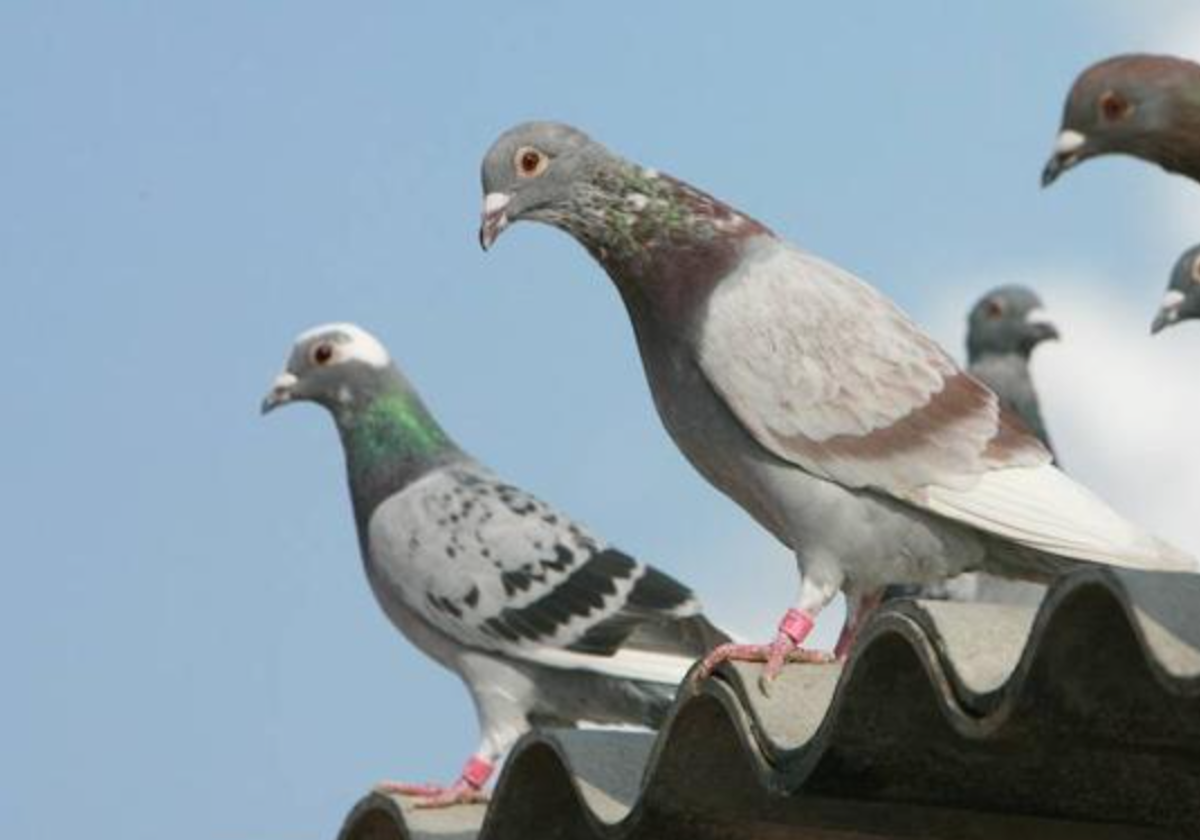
[696,239,1192,572]
[369,466,726,684]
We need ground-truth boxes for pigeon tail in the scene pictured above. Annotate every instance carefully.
[927,463,1197,574]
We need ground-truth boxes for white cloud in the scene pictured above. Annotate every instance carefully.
[922,274,1200,559]
[1103,0,1200,56]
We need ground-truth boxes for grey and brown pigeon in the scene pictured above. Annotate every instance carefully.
[262,323,726,806]
[1042,53,1200,187]
[479,122,1195,688]
[1152,244,1200,334]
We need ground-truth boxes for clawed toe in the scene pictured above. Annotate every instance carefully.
[376,780,437,797]
[785,648,835,665]
[411,786,489,809]
[375,780,488,808]
[694,642,774,683]
[695,642,834,695]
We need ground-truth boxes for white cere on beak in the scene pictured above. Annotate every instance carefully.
[1024,307,1054,326]
[272,372,299,390]
[1054,129,1087,155]
[484,192,511,215]
[295,322,391,368]
[1162,289,1186,309]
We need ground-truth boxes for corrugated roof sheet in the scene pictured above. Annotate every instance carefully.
[338,568,1200,839]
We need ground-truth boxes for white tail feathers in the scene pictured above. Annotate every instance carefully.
[525,646,695,686]
[925,463,1197,573]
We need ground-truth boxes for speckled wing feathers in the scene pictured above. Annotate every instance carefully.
[367,464,712,682]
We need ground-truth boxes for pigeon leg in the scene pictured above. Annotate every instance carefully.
[695,566,840,693]
[834,591,883,660]
[376,755,493,808]
[698,608,823,673]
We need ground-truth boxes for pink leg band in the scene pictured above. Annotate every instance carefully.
[460,756,494,790]
[778,608,816,645]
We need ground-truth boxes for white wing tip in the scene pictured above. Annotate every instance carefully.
[926,464,1198,574]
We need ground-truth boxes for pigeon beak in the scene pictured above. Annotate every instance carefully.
[1150,290,1185,335]
[1024,307,1060,342]
[1041,129,1088,187]
[261,372,299,415]
[479,192,511,251]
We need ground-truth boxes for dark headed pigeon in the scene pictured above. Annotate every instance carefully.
[1152,243,1200,334]
[1042,53,1200,187]
[263,323,726,805]
[479,122,1195,689]
[966,285,1059,459]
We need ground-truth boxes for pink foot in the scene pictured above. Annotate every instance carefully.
[695,609,832,694]
[375,779,488,808]
[834,592,883,660]
[833,628,856,660]
[375,756,493,809]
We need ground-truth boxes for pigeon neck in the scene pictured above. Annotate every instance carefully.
[967,347,1031,367]
[1133,84,1200,180]
[563,163,770,326]
[337,382,461,523]
[1147,119,1200,181]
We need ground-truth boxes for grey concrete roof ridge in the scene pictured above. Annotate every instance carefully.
[338,568,1200,840]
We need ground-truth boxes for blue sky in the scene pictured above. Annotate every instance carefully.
[5,2,1199,838]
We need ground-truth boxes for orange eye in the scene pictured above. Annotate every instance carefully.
[312,343,335,365]
[514,146,548,178]
[984,299,1005,319]
[1099,90,1131,122]
[1191,256,1200,285]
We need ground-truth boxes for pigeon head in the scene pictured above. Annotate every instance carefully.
[261,322,396,416]
[479,121,769,313]
[1042,54,1200,186]
[478,121,608,250]
[264,323,458,515]
[1152,243,1200,334]
[966,285,1059,362]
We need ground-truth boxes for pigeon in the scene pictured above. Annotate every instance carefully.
[965,286,1059,459]
[478,122,1195,689]
[262,323,726,806]
[1042,53,1200,187]
[1152,243,1200,334]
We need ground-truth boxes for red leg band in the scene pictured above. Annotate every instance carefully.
[778,608,816,645]
[460,756,493,790]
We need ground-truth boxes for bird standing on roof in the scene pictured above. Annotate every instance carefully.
[1042,53,1200,187]
[1152,244,1200,334]
[478,122,1195,690]
[262,323,726,807]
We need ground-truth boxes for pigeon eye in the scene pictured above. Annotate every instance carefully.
[312,343,335,366]
[984,299,1005,320]
[1099,90,1132,122]
[1191,256,1200,285]
[514,147,548,179]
